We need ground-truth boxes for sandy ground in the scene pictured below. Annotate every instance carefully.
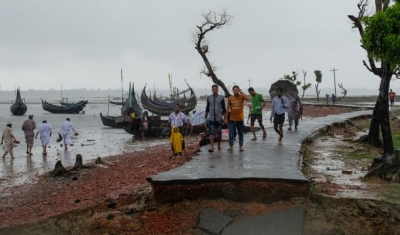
[0,104,356,230]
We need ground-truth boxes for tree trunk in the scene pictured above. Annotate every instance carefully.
[49,160,68,177]
[196,48,230,97]
[379,71,394,157]
[74,154,83,169]
[358,88,382,148]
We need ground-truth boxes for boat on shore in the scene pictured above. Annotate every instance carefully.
[140,82,197,116]
[42,99,88,114]
[10,88,28,115]
[109,100,126,105]
[99,113,124,128]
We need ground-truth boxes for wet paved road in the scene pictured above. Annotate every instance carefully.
[148,109,372,234]
[148,109,372,185]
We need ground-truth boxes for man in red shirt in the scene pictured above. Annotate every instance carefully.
[389,89,396,109]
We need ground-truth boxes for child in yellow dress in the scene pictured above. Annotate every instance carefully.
[170,126,184,157]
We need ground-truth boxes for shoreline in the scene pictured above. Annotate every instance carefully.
[0,104,368,232]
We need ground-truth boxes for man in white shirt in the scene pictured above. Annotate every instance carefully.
[60,117,78,151]
[168,104,189,135]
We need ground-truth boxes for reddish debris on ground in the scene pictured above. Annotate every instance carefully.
[0,140,199,229]
[0,105,355,229]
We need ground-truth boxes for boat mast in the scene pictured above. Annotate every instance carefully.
[121,68,123,102]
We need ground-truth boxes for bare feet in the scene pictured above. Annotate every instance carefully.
[227,146,233,152]
[251,137,257,141]
[263,132,267,139]
[239,147,244,152]
[218,145,222,151]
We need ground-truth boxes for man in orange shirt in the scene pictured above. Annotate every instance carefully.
[389,89,396,109]
[224,85,250,152]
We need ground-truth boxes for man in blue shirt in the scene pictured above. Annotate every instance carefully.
[270,87,289,145]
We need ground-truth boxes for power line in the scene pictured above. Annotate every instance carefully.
[330,68,338,97]
[247,79,251,88]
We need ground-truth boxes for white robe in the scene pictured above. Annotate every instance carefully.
[60,121,76,145]
[37,123,52,146]
[2,127,16,154]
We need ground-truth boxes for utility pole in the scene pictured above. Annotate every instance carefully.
[247,79,251,88]
[330,68,338,96]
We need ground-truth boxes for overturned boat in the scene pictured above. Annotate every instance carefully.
[10,88,28,115]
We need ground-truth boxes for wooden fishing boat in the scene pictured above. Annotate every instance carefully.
[10,88,27,115]
[117,112,169,137]
[99,113,123,128]
[140,83,197,116]
[121,82,142,117]
[109,100,126,105]
[42,99,88,114]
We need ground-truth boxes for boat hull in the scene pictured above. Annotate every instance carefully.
[99,113,123,128]
[42,100,88,114]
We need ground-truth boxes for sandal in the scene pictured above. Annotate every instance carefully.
[263,132,267,139]
[208,149,214,152]
[251,138,257,141]
[239,147,244,152]
[227,147,233,152]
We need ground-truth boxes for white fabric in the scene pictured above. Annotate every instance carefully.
[60,121,75,145]
[37,123,52,146]
[2,127,16,153]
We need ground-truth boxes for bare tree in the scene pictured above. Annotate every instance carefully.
[193,10,233,97]
[336,83,348,101]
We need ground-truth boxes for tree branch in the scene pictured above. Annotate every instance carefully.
[192,9,233,97]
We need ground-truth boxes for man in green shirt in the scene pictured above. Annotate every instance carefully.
[248,87,267,140]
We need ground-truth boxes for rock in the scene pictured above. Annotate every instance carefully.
[198,208,233,234]
[106,214,114,220]
[105,198,116,209]
[342,170,353,174]
[95,157,104,165]
[124,208,135,215]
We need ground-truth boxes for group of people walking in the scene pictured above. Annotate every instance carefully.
[202,84,303,152]
[1,116,78,159]
[162,84,304,156]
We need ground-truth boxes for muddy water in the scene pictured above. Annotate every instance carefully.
[309,133,385,200]
[0,100,276,189]
[0,102,178,189]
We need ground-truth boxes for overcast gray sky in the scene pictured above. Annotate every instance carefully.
[0,0,394,94]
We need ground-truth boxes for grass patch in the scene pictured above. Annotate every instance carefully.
[381,184,400,203]
[310,183,323,193]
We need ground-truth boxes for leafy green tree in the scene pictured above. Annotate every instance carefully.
[283,71,301,86]
[348,0,400,177]
[314,70,322,102]
[301,70,312,100]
